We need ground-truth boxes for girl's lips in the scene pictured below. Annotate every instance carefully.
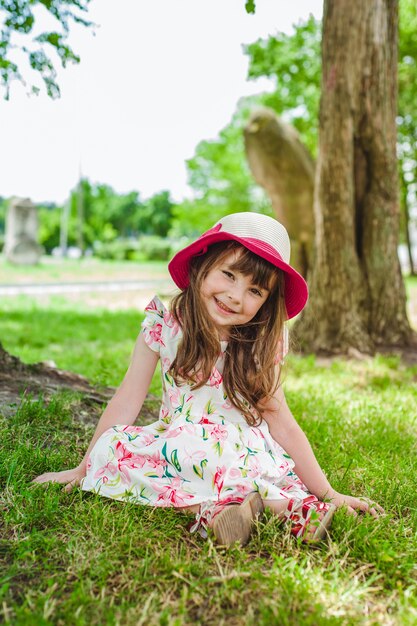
[214,297,236,314]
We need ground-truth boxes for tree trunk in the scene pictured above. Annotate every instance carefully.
[0,342,27,372]
[296,0,414,353]
[244,108,315,277]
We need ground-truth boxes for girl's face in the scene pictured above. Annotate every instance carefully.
[200,250,270,339]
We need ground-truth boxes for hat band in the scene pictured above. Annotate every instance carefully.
[240,237,284,263]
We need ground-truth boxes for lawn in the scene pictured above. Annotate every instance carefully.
[0,256,169,284]
[1,278,417,625]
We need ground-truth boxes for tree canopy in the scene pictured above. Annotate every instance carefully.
[0,0,92,97]
[245,15,321,157]
[182,2,416,253]
[171,101,272,236]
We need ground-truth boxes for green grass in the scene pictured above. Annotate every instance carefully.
[0,256,168,284]
[1,297,417,624]
[0,295,145,387]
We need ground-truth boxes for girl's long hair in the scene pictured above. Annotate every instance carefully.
[169,241,287,426]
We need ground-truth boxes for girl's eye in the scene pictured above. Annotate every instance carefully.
[222,270,234,279]
[250,288,262,297]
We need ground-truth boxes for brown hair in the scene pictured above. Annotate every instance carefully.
[169,241,287,426]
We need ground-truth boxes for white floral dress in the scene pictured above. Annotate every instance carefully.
[81,296,312,519]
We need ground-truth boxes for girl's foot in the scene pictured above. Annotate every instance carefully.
[211,492,264,546]
[286,497,336,543]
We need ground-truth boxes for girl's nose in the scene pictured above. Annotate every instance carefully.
[228,285,243,305]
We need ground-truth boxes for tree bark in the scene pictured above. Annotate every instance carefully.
[296,0,414,353]
[244,108,315,277]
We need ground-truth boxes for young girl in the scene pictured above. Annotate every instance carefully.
[34,212,383,545]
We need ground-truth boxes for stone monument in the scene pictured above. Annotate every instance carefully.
[4,197,43,265]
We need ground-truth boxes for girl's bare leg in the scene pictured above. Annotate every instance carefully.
[179,499,288,523]
[177,504,200,515]
[263,499,289,517]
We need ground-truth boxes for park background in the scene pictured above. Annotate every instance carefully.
[1,1,417,625]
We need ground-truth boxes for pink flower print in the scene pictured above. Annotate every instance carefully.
[199,401,216,424]
[160,407,171,422]
[228,467,243,481]
[114,441,147,483]
[93,461,118,481]
[168,387,182,410]
[161,357,172,372]
[145,299,162,314]
[209,424,228,443]
[164,427,183,439]
[163,311,180,336]
[199,415,213,425]
[151,477,194,506]
[233,482,254,497]
[216,494,245,509]
[143,452,168,477]
[183,448,206,466]
[168,388,192,413]
[221,394,233,410]
[165,423,196,439]
[114,441,141,463]
[208,369,222,388]
[139,431,157,446]
[213,465,227,494]
[246,455,262,478]
[148,323,165,347]
[121,425,142,434]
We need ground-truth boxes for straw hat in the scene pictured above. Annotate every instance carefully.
[168,212,308,319]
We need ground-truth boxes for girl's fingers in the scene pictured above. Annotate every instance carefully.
[32,471,83,489]
[346,506,358,517]
[63,478,80,493]
[32,473,58,484]
[334,494,385,519]
[359,498,385,517]
[355,498,384,518]
[374,502,386,514]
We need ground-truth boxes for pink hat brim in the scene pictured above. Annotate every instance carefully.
[168,230,308,319]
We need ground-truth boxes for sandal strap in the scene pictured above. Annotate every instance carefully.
[189,495,245,538]
[284,496,332,539]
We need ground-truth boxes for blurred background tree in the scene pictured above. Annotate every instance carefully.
[35,181,175,259]
[171,102,272,236]
[0,0,92,98]
[0,0,93,369]
[245,15,321,157]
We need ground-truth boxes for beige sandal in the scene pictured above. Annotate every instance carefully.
[211,492,264,546]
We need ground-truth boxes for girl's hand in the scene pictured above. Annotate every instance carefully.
[32,466,86,493]
[328,491,385,518]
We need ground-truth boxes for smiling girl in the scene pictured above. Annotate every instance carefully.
[34,212,383,545]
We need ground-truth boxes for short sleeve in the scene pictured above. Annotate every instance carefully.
[275,326,289,365]
[141,296,167,354]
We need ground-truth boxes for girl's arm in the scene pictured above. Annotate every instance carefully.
[261,385,383,517]
[33,333,159,490]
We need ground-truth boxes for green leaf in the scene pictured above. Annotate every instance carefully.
[193,464,203,479]
[161,442,169,463]
[170,449,181,473]
[245,0,256,14]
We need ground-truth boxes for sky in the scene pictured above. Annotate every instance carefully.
[0,0,323,205]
